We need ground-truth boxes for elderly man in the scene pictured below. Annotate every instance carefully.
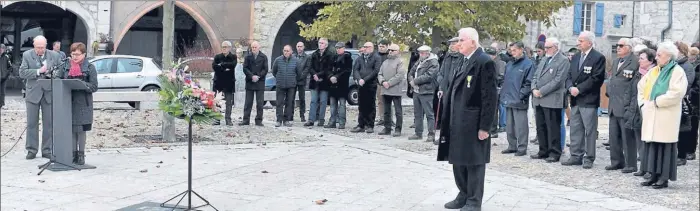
[293,41,310,122]
[326,42,352,129]
[212,41,237,126]
[52,41,66,59]
[1,44,11,109]
[408,45,439,142]
[500,41,535,157]
[272,45,300,127]
[240,41,268,126]
[351,42,382,133]
[438,27,497,211]
[563,31,607,169]
[304,38,335,127]
[375,39,391,126]
[377,44,405,136]
[531,38,570,162]
[436,37,461,131]
[484,47,506,137]
[605,38,640,172]
[19,35,61,159]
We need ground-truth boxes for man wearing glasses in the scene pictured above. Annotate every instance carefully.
[212,41,237,126]
[605,38,639,173]
[351,42,382,133]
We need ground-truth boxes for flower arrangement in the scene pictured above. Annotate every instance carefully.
[158,58,223,124]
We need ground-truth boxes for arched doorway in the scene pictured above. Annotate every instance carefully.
[115,5,213,67]
[1,1,89,90]
[270,3,331,59]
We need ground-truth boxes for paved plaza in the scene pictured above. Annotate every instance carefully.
[0,121,684,211]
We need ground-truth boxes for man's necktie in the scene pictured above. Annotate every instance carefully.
[545,57,552,67]
[579,53,586,70]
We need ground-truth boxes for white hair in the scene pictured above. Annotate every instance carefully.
[545,37,561,50]
[33,35,47,43]
[657,41,680,60]
[221,41,232,47]
[633,44,648,54]
[579,31,596,45]
[458,27,481,47]
[618,38,632,47]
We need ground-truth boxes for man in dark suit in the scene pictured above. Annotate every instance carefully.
[605,38,640,173]
[438,27,497,211]
[212,41,238,126]
[350,42,382,133]
[562,31,606,169]
[240,41,268,126]
[18,35,61,159]
[531,37,570,163]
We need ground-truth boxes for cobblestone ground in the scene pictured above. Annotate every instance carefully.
[1,98,698,211]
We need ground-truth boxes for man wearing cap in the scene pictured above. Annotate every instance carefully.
[408,45,439,143]
[325,42,352,129]
[500,41,535,157]
[435,37,460,130]
[351,42,382,133]
[377,44,405,136]
[485,47,506,137]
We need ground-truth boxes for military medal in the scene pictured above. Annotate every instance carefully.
[467,75,473,88]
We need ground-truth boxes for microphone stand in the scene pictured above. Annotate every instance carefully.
[37,57,79,175]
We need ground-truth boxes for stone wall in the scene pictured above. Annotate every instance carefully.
[523,1,699,59]
[252,1,303,66]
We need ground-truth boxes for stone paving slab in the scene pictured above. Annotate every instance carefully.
[0,139,681,211]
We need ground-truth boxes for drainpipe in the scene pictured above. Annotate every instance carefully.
[660,1,673,41]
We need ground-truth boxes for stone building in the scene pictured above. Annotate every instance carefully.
[523,1,699,58]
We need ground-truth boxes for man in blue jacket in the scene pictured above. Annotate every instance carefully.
[500,41,535,157]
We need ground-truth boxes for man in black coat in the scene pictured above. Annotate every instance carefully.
[438,28,497,211]
[293,41,311,122]
[350,42,382,133]
[326,42,353,129]
[304,38,335,127]
[562,31,606,169]
[0,44,11,109]
[212,41,237,126]
[240,41,268,126]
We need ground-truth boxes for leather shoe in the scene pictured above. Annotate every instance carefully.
[41,153,52,159]
[378,129,392,135]
[545,157,560,163]
[26,152,36,160]
[561,158,582,166]
[621,167,637,173]
[255,122,264,126]
[365,128,374,133]
[652,180,668,189]
[641,177,657,186]
[602,142,610,146]
[238,122,250,126]
[514,151,526,156]
[460,205,481,211]
[530,154,547,159]
[633,171,646,176]
[501,149,517,154]
[687,153,696,160]
[604,165,623,170]
[444,200,465,209]
[677,158,687,166]
[582,160,593,169]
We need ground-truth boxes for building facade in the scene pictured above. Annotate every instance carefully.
[523,1,700,59]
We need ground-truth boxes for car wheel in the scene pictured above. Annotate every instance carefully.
[348,87,359,105]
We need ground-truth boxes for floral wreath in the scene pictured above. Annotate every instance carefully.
[158,57,223,124]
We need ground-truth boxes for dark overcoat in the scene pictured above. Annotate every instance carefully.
[212,52,237,93]
[308,49,335,90]
[243,52,269,91]
[328,52,352,98]
[437,48,498,166]
[56,61,98,132]
[0,53,10,107]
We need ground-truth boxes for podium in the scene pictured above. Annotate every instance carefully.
[37,79,97,172]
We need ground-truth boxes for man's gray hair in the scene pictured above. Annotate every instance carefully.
[458,27,480,47]
[319,38,328,42]
[545,37,561,49]
[619,38,633,47]
[657,41,680,60]
[33,35,47,43]
[221,41,232,47]
[579,31,595,45]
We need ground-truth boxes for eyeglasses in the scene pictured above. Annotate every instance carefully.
[222,46,231,48]
[361,46,372,48]
[544,46,554,49]
[283,50,291,52]
[616,44,627,48]
[70,53,84,57]
[296,46,303,48]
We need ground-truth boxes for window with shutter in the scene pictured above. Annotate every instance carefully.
[574,1,594,35]
[595,3,605,36]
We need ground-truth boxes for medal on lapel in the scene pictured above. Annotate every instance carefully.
[467,75,473,88]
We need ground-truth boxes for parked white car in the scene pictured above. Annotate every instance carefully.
[89,55,162,108]
[89,55,162,92]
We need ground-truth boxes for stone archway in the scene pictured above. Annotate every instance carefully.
[258,1,304,61]
[2,1,96,54]
[113,1,221,54]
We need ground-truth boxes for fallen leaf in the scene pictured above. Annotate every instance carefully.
[182,156,187,159]
[261,170,268,173]
[314,199,328,205]
[140,169,148,173]
[156,165,161,168]
[158,161,163,164]
[38,180,45,183]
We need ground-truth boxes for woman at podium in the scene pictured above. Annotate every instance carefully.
[55,42,98,165]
